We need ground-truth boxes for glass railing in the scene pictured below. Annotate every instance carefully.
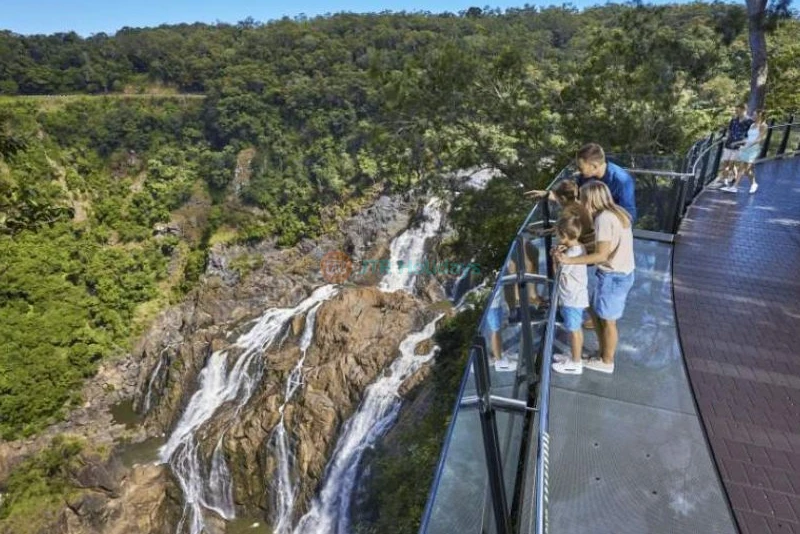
[759,115,798,160]
[419,173,563,534]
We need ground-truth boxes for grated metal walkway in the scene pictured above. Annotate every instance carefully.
[674,158,800,534]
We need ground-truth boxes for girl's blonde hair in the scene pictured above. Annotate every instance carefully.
[580,181,632,228]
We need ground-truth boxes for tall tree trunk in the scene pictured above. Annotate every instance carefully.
[746,0,769,114]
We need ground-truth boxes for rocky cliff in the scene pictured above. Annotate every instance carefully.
[1,190,459,534]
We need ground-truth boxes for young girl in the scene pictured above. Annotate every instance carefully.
[555,181,635,374]
[723,110,767,194]
[551,216,589,375]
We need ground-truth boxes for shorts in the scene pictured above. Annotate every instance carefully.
[721,148,740,162]
[486,306,503,332]
[559,306,585,332]
[593,270,635,321]
[738,144,761,164]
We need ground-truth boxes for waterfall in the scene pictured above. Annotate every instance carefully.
[378,197,444,294]
[159,284,339,534]
[270,300,324,534]
[292,315,443,534]
[455,279,488,311]
[143,343,176,413]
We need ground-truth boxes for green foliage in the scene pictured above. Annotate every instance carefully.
[0,223,167,438]
[766,19,800,116]
[0,436,84,532]
[448,179,534,272]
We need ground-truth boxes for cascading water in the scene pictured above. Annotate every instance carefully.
[292,315,443,534]
[270,300,324,533]
[378,197,444,293]
[143,343,177,413]
[159,284,339,534]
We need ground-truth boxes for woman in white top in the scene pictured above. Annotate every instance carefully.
[723,110,767,194]
[555,181,635,374]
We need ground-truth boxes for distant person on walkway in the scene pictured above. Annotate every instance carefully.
[722,110,767,195]
[575,143,637,223]
[551,216,590,375]
[555,181,635,374]
[714,104,752,188]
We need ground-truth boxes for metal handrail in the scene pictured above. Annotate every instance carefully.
[625,168,692,179]
[758,116,798,161]
[691,137,725,176]
[533,266,561,534]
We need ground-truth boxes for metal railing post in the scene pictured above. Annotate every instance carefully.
[697,139,711,188]
[759,119,775,159]
[671,178,688,234]
[777,115,794,156]
[710,138,725,185]
[514,235,536,377]
[533,269,560,534]
[472,338,511,534]
[542,199,554,280]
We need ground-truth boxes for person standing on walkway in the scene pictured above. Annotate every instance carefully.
[555,181,635,374]
[722,110,767,194]
[551,216,590,375]
[713,104,752,188]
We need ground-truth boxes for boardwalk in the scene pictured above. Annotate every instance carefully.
[674,158,800,534]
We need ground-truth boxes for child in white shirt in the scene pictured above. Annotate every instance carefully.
[551,216,589,375]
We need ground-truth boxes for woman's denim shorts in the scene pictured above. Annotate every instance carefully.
[593,270,635,320]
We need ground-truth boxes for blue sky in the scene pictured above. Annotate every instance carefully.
[3,0,683,36]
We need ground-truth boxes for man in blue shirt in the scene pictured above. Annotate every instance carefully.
[575,143,637,222]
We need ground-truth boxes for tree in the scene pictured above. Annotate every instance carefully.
[745,0,793,113]
[746,0,769,112]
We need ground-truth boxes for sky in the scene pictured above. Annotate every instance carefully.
[1,0,684,36]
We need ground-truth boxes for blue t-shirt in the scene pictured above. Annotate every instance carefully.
[577,161,637,222]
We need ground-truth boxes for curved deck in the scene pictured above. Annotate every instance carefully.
[674,158,800,534]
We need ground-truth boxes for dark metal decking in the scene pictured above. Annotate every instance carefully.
[674,158,800,533]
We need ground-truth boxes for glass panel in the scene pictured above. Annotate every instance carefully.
[783,125,800,156]
[421,355,491,534]
[629,171,684,233]
[765,126,786,158]
[609,153,687,173]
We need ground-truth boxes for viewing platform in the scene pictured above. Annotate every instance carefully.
[420,120,800,534]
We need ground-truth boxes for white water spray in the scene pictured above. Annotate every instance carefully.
[378,197,444,293]
[292,315,443,534]
[159,284,339,534]
[270,300,324,533]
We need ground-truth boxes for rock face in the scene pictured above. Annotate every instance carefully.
[57,464,178,534]
[221,287,428,522]
[0,190,455,534]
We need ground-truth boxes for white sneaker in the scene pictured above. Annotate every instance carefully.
[749,183,759,194]
[554,352,590,363]
[553,353,570,363]
[552,360,583,375]
[494,357,518,372]
[584,357,614,374]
